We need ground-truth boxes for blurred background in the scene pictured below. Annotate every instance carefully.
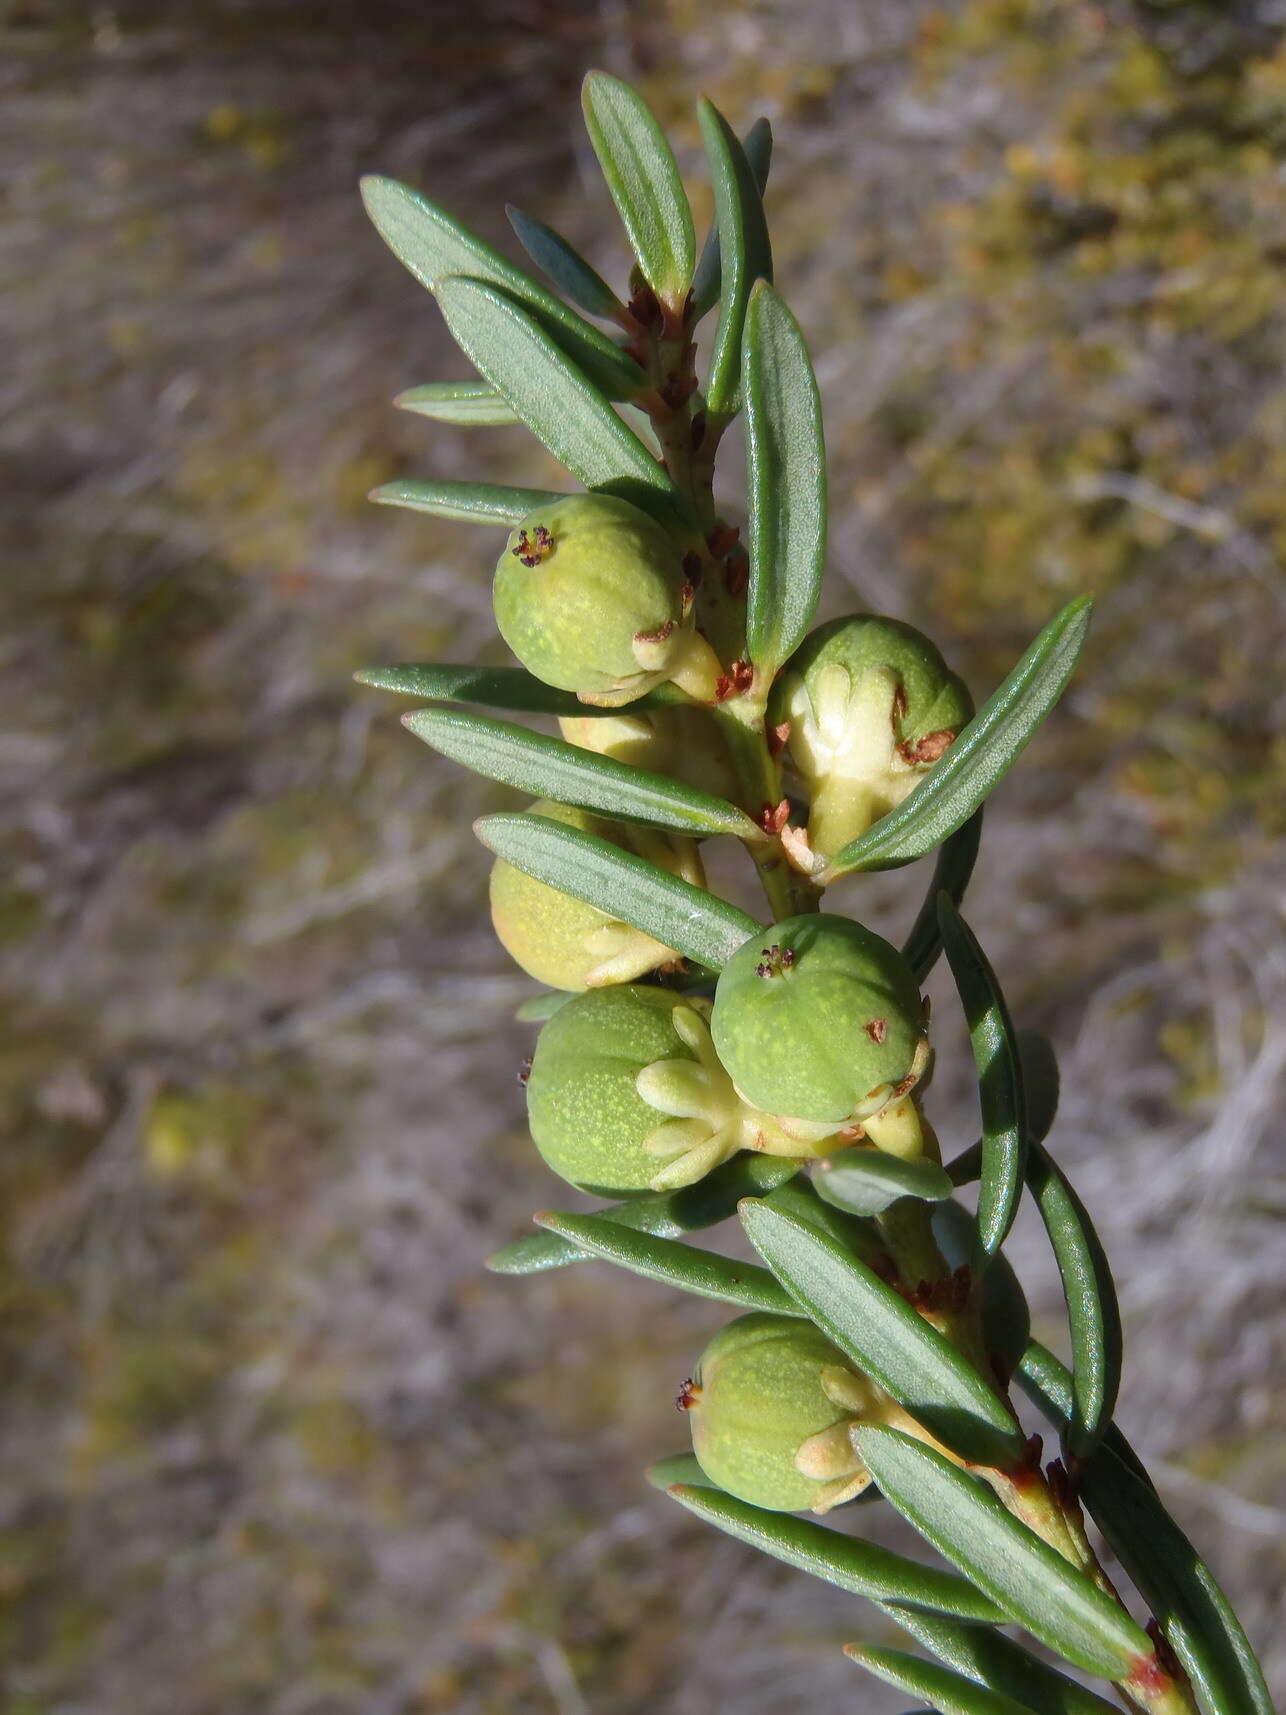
[3,2,1284,1711]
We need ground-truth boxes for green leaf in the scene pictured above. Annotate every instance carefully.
[533,1212,800,1315]
[931,1202,1030,1386]
[743,283,827,673]
[854,1426,1150,1681]
[697,99,773,417]
[760,1178,886,1265]
[693,117,772,320]
[369,478,564,526]
[435,277,684,521]
[514,989,571,1024]
[393,380,519,425]
[937,898,1027,1265]
[581,71,696,302]
[505,205,624,321]
[812,1152,954,1217]
[845,1647,1042,1715]
[353,661,689,715]
[738,1203,1024,1469]
[900,812,984,986]
[893,1611,1122,1715]
[487,1155,798,1274]
[645,1451,716,1491]
[946,1032,1060,1192]
[663,1485,1006,1623]
[1017,1345,1272,1715]
[360,174,644,399]
[475,812,762,971]
[404,707,761,841]
[831,599,1093,874]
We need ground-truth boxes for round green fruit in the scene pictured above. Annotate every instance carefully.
[495,494,698,706]
[711,914,925,1125]
[489,800,685,991]
[768,615,972,864]
[525,985,708,1195]
[683,1313,880,1512]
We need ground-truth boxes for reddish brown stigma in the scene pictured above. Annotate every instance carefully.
[512,524,554,567]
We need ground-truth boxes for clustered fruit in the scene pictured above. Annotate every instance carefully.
[483,491,968,1512]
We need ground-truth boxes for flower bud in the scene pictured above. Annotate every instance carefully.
[490,800,689,991]
[526,985,843,1195]
[494,494,720,707]
[711,914,927,1126]
[768,615,972,867]
[682,1312,886,1512]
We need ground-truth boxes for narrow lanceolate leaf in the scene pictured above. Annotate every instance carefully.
[937,898,1027,1265]
[692,116,772,320]
[932,1202,1030,1386]
[832,599,1093,874]
[854,1426,1151,1681]
[900,812,984,986]
[743,283,826,671]
[505,205,624,320]
[846,1647,1042,1715]
[644,1452,714,1492]
[487,1156,798,1274]
[369,479,564,527]
[394,380,519,425]
[533,1212,799,1315]
[581,71,695,302]
[663,1485,1006,1623]
[353,661,688,715]
[1018,1345,1273,1715]
[1024,1136,1121,1461]
[435,276,682,519]
[475,811,762,971]
[698,99,773,417]
[739,1203,1024,1469]
[360,174,644,398]
[404,707,762,840]
[893,1610,1122,1715]
[812,1152,954,1218]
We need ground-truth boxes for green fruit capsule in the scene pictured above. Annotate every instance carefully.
[494,494,720,707]
[768,614,972,869]
[682,1313,885,1513]
[711,914,927,1126]
[489,800,695,992]
[525,985,843,1195]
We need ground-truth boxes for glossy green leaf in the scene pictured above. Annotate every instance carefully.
[743,283,827,673]
[831,599,1093,874]
[846,1647,1041,1715]
[738,1203,1024,1468]
[404,707,762,840]
[663,1485,1006,1623]
[369,478,564,526]
[692,118,772,320]
[1017,1344,1272,1715]
[360,174,644,399]
[533,1212,799,1315]
[434,276,682,519]
[581,72,695,302]
[946,1032,1060,1192]
[487,1155,798,1274]
[937,898,1027,1265]
[931,1201,1030,1386]
[505,205,624,320]
[812,1152,954,1217]
[697,99,773,417]
[759,1178,886,1265]
[475,811,762,971]
[645,1452,715,1491]
[514,989,571,1024]
[854,1426,1150,1680]
[393,380,519,425]
[900,812,984,985]
[892,1611,1122,1715]
[353,660,689,715]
